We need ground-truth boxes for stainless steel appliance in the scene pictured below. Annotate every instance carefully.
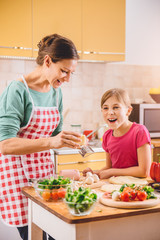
[129,103,160,138]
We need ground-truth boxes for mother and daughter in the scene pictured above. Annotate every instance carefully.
[83,88,151,179]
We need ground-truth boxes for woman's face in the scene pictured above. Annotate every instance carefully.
[44,56,78,88]
[101,95,131,130]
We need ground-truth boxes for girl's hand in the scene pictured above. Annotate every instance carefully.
[82,167,93,176]
[99,169,113,179]
[50,131,82,149]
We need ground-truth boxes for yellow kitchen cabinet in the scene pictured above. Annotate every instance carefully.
[54,152,106,174]
[32,0,82,58]
[0,0,32,57]
[82,0,125,61]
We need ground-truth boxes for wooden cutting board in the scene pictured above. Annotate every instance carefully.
[100,196,160,209]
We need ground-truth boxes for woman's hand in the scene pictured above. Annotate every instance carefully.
[50,131,82,149]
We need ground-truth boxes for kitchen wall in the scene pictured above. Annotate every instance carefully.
[0,59,160,132]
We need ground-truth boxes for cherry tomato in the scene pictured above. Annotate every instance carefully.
[51,191,59,200]
[120,191,130,202]
[42,191,51,201]
[136,191,147,201]
[130,190,136,200]
[123,187,132,193]
[57,188,66,199]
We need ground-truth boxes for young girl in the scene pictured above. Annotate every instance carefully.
[83,88,151,179]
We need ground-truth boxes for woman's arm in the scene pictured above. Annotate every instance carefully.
[0,131,81,155]
[99,143,151,179]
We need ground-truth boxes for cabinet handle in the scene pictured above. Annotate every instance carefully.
[83,51,125,55]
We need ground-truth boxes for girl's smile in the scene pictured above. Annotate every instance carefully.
[102,96,132,135]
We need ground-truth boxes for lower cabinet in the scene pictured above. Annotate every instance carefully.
[54,152,106,174]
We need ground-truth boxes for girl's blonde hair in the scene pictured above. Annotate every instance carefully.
[101,88,131,108]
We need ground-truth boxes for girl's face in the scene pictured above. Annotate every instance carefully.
[101,95,132,130]
[44,56,77,88]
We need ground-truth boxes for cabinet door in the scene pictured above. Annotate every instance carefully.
[56,152,106,174]
[0,0,32,57]
[32,0,82,58]
[82,0,125,61]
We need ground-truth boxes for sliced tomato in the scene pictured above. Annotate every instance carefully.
[42,191,51,201]
[57,188,66,199]
[120,191,130,202]
[51,191,59,200]
[136,191,147,201]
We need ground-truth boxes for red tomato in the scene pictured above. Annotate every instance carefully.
[51,191,59,200]
[136,191,147,201]
[57,188,66,199]
[120,191,130,202]
[130,190,136,200]
[42,191,51,201]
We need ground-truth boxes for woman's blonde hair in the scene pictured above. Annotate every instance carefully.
[101,88,131,108]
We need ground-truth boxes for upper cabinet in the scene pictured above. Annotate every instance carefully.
[0,0,125,61]
[0,0,32,57]
[82,0,125,61]
[32,0,82,58]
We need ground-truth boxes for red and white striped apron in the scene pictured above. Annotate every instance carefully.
[0,76,60,226]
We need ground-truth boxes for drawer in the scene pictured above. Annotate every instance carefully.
[57,159,106,174]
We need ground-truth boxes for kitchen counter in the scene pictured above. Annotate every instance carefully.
[22,186,160,240]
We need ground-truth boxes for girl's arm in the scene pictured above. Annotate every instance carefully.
[0,131,81,155]
[83,152,112,176]
[99,143,151,179]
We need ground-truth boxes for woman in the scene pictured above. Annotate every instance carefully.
[0,34,80,240]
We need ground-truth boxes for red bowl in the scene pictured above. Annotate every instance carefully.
[83,130,96,141]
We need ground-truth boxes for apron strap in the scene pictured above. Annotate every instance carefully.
[56,89,59,108]
[21,75,35,108]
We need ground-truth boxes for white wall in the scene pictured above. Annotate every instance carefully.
[125,0,160,65]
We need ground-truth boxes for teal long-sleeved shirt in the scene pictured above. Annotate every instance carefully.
[0,80,63,141]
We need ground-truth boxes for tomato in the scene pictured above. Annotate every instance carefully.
[42,191,51,201]
[51,191,59,200]
[130,190,136,200]
[136,191,147,201]
[120,191,130,202]
[123,187,132,192]
[57,188,66,199]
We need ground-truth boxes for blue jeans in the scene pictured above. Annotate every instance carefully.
[17,226,55,240]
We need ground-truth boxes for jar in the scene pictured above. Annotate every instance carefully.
[70,124,82,133]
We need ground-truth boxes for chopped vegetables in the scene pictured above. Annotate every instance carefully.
[65,186,97,215]
[37,176,71,190]
[112,184,157,202]
[35,176,71,201]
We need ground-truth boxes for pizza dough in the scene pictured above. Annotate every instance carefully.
[109,176,148,185]
[101,184,120,192]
